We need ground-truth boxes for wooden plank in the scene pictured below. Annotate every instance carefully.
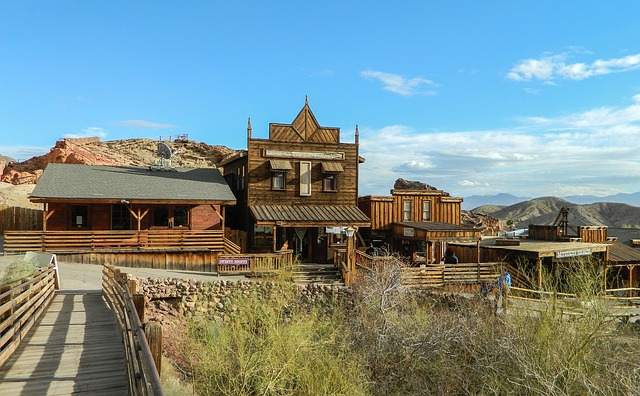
[0,292,128,395]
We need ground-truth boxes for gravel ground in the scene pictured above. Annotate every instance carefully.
[0,253,247,292]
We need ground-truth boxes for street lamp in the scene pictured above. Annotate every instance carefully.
[344,226,356,285]
[345,226,355,238]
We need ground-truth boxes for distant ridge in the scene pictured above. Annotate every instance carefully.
[472,197,640,229]
[464,192,640,210]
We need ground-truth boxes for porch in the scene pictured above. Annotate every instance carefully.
[3,229,229,253]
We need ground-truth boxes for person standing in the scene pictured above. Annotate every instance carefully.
[444,249,458,264]
[495,269,511,314]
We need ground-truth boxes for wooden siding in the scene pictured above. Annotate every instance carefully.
[61,251,218,271]
[529,225,560,241]
[246,139,358,207]
[579,226,608,243]
[392,194,461,225]
[191,204,221,230]
[358,196,393,231]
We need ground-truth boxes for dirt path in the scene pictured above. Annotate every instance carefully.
[0,254,247,291]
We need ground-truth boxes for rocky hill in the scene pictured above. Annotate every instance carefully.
[473,197,640,229]
[0,137,236,185]
[0,137,238,209]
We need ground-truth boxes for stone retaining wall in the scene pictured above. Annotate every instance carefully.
[135,277,352,321]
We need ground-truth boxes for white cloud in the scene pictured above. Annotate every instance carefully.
[507,52,640,82]
[0,145,50,161]
[113,120,177,129]
[458,180,488,187]
[361,69,436,96]
[64,127,107,139]
[358,95,640,198]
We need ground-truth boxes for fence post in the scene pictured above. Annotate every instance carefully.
[145,322,163,374]
[133,293,145,322]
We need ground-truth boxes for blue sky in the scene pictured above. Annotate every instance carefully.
[2,1,640,199]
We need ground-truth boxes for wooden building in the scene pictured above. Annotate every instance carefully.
[8,163,238,269]
[358,180,482,263]
[221,99,370,262]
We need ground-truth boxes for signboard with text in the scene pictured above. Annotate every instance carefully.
[555,249,592,259]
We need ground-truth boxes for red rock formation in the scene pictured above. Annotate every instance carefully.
[1,137,237,185]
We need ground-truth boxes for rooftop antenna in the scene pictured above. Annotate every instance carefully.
[152,141,179,171]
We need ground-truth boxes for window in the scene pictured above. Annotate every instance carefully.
[112,204,131,230]
[71,205,88,228]
[254,225,274,247]
[403,200,412,221]
[422,200,431,221]
[323,174,337,191]
[272,171,286,190]
[153,207,169,227]
[174,206,189,227]
[236,166,245,190]
[299,161,311,196]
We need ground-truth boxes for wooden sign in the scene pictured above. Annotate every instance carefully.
[555,249,591,259]
[264,149,345,160]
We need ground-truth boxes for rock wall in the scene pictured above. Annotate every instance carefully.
[136,277,352,322]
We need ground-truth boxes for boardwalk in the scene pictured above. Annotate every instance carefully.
[0,291,128,395]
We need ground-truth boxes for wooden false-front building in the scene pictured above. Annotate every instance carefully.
[358,179,482,262]
[221,99,370,262]
[18,163,238,269]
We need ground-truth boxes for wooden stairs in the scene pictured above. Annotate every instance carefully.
[292,263,344,286]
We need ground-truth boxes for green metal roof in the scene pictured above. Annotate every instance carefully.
[30,164,237,203]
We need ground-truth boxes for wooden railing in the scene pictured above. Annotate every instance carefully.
[334,248,350,285]
[217,249,294,274]
[508,285,640,320]
[3,230,226,254]
[0,263,58,367]
[402,262,503,288]
[223,237,242,255]
[102,265,164,396]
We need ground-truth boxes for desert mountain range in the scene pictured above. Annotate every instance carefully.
[1,137,639,231]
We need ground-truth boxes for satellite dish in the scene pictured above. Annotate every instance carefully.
[158,142,174,159]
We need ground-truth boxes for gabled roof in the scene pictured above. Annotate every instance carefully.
[268,98,341,144]
[30,164,237,204]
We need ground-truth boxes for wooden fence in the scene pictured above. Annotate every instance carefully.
[217,249,294,274]
[352,249,505,289]
[507,285,640,320]
[102,265,164,396]
[0,205,43,232]
[3,230,228,254]
[0,261,58,367]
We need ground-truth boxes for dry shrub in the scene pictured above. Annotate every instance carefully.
[185,284,367,396]
[179,254,640,395]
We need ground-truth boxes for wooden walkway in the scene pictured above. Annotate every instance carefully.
[0,291,128,395]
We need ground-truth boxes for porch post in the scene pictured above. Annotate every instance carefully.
[43,203,48,232]
[272,225,277,251]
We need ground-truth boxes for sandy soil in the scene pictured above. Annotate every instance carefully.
[0,183,38,209]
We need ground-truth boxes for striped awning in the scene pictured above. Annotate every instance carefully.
[321,162,344,173]
[269,159,293,171]
[250,204,370,227]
